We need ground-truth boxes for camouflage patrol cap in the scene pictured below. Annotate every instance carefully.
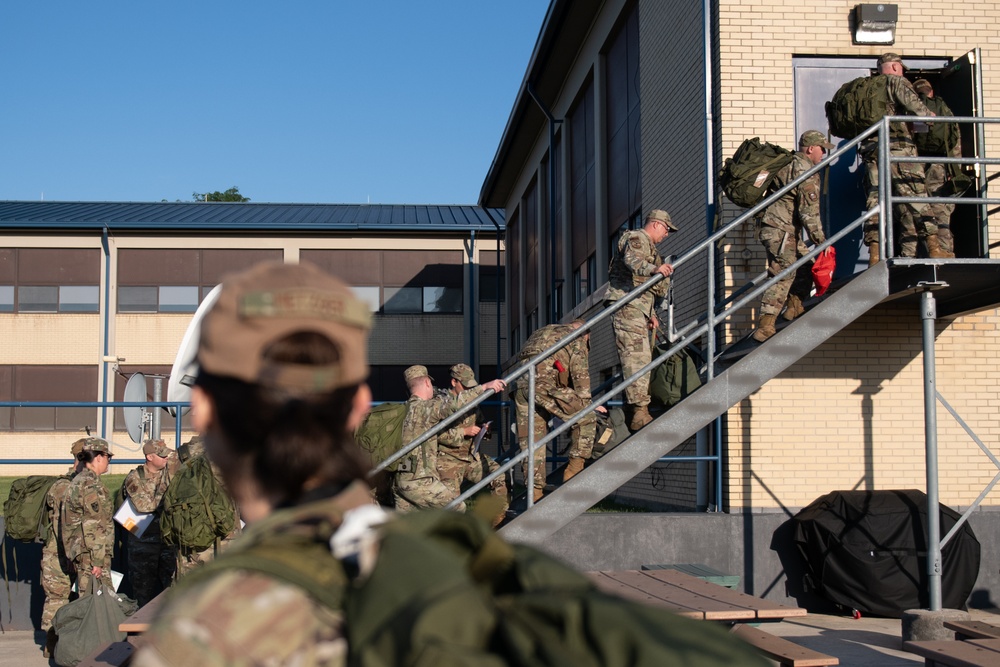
[800,130,835,150]
[198,261,372,395]
[76,437,110,455]
[912,78,933,94]
[142,438,171,457]
[877,52,906,69]
[450,363,477,388]
[70,438,89,456]
[404,365,429,383]
[645,209,679,232]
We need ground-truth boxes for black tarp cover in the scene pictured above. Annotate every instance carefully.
[792,489,980,617]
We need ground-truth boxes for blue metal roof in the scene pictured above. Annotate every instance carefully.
[0,201,505,233]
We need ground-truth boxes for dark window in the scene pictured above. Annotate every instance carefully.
[117,248,281,313]
[523,178,539,317]
[0,248,101,314]
[569,78,596,305]
[11,365,99,431]
[605,6,642,239]
[479,251,506,302]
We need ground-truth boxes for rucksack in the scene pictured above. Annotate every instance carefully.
[354,402,409,472]
[592,407,629,459]
[825,74,890,140]
[650,345,703,409]
[160,454,237,552]
[718,138,794,208]
[3,475,69,542]
[188,505,768,667]
[914,94,958,158]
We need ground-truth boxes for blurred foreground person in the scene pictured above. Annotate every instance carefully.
[134,261,376,665]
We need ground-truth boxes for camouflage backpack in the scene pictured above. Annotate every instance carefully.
[354,402,409,472]
[718,138,795,208]
[3,474,69,542]
[650,345,703,409]
[825,74,891,140]
[160,454,237,551]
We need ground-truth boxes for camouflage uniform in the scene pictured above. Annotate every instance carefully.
[393,386,483,512]
[61,468,115,594]
[606,229,671,408]
[133,481,374,667]
[436,368,508,519]
[916,91,962,255]
[861,73,936,256]
[758,152,826,317]
[40,471,77,631]
[513,324,596,491]
[123,458,178,606]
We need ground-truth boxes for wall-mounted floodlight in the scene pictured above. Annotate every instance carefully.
[853,4,897,45]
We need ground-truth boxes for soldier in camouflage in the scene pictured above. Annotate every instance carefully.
[513,320,604,500]
[436,364,509,525]
[61,437,115,596]
[40,438,85,641]
[913,78,963,256]
[605,210,676,430]
[862,53,949,264]
[751,130,831,342]
[123,438,180,606]
[394,365,505,512]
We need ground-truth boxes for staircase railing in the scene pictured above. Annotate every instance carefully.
[377,115,996,514]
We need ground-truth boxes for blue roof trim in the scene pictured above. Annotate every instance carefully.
[0,201,505,232]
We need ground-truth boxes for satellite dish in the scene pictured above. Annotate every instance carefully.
[123,372,148,445]
[167,284,222,417]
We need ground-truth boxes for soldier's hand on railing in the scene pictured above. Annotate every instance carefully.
[655,262,674,277]
[481,379,506,394]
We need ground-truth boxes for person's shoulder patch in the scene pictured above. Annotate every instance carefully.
[628,237,644,249]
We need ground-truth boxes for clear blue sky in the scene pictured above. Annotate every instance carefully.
[1,2,548,205]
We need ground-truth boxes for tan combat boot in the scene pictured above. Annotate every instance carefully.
[925,234,954,259]
[868,242,880,267]
[563,456,586,482]
[629,406,653,431]
[783,294,805,321]
[752,314,778,342]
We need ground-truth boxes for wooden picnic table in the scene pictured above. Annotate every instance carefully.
[904,637,1000,666]
[587,569,807,622]
[119,590,166,633]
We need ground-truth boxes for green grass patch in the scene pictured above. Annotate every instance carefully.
[0,474,128,517]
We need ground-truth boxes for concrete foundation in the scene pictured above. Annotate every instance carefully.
[901,608,971,642]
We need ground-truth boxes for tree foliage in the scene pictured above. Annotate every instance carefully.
[192,186,250,202]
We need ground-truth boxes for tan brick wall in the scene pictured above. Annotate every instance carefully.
[711,0,1000,511]
[0,315,102,364]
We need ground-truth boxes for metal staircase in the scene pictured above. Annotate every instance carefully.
[375,114,1000,554]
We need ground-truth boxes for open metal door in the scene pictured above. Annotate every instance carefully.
[932,49,986,258]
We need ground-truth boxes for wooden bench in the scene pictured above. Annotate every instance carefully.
[904,638,1000,666]
[943,620,1000,641]
[77,640,134,666]
[732,624,839,667]
[641,563,741,590]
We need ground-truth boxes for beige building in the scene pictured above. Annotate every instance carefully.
[482,0,1000,603]
[0,201,505,475]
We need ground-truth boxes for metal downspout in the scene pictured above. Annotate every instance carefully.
[526,82,562,324]
[483,208,506,453]
[703,0,720,510]
[100,228,111,438]
[921,289,942,611]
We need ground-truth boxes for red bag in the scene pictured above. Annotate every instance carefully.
[812,247,836,296]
